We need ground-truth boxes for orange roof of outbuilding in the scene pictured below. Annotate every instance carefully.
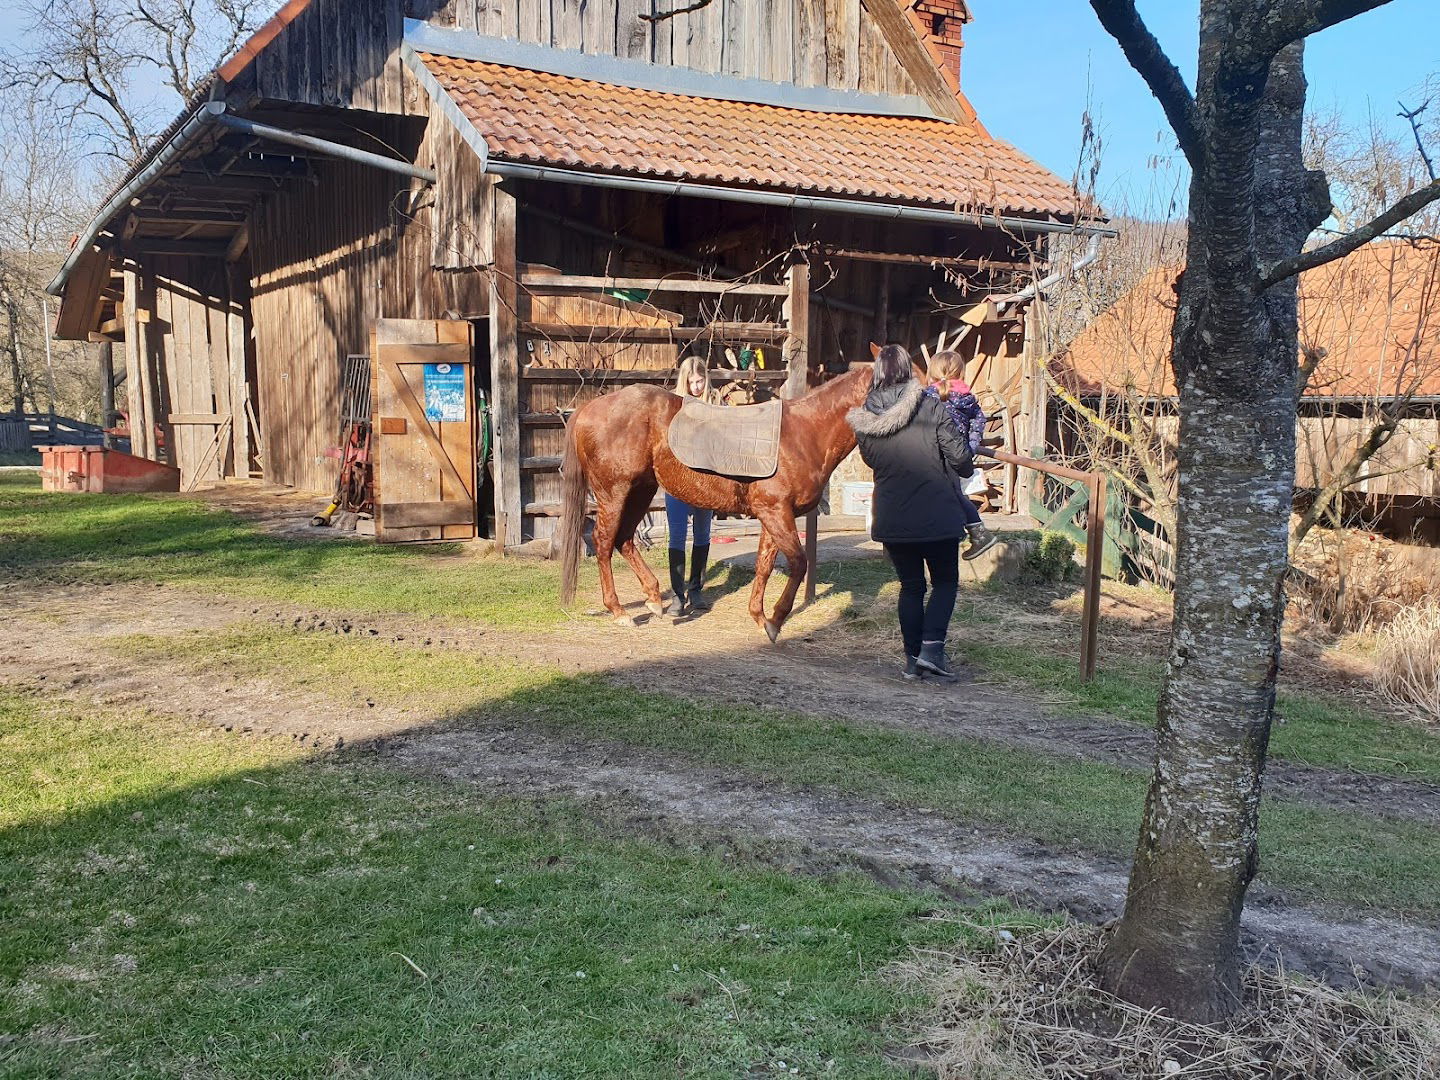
[417,51,1085,220]
[1058,242,1440,400]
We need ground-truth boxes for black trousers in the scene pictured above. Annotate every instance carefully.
[883,538,961,659]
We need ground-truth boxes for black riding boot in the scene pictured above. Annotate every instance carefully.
[687,545,712,612]
[666,550,688,616]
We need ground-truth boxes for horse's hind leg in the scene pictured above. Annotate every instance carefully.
[616,483,664,618]
[591,498,634,626]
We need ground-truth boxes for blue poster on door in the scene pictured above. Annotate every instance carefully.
[423,363,466,423]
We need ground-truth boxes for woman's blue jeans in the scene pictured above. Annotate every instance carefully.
[665,493,713,550]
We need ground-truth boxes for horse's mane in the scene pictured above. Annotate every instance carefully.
[788,365,870,414]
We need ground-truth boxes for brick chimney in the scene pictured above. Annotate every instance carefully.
[906,0,970,95]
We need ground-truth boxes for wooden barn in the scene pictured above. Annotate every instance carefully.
[1054,241,1440,548]
[48,0,1104,545]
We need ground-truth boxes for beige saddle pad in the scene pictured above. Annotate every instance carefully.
[668,398,782,479]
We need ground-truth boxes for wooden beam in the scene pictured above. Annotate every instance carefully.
[129,239,232,259]
[520,273,788,296]
[121,268,151,460]
[227,274,249,475]
[489,182,523,548]
[520,322,787,343]
[782,256,811,401]
[819,247,1031,271]
[226,225,251,264]
[523,367,788,383]
[168,412,227,425]
[861,0,966,123]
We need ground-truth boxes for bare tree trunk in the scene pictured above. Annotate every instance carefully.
[4,283,25,416]
[1096,31,1329,1021]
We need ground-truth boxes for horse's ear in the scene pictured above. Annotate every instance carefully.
[868,341,882,360]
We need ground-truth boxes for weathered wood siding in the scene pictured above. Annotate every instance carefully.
[149,257,252,489]
[247,116,490,492]
[232,0,921,114]
[427,0,920,93]
[245,0,419,114]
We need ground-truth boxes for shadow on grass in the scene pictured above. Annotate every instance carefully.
[1,689,1011,1080]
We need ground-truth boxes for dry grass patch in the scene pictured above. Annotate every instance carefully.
[895,920,1440,1079]
[1373,601,1440,723]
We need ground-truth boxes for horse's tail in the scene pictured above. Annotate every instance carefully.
[555,412,587,606]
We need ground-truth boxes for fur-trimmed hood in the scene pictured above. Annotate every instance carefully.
[846,380,924,438]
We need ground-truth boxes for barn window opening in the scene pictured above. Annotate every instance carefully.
[931,13,946,35]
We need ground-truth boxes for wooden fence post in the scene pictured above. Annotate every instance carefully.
[489,182,523,549]
[783,254,819,604]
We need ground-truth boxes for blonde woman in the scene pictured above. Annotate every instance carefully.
[665,356,717,615]
[923,350,996,561]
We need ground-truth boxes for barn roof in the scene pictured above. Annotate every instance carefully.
[414,49,1085,221]
[1057,242,1440,401]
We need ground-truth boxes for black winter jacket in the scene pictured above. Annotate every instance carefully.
[847,380,975,544]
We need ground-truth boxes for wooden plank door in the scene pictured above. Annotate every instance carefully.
[371,318,476,543]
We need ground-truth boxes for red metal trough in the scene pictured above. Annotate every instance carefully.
[37,446,181,494]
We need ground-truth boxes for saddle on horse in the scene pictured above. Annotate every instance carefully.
[667,397,782,479]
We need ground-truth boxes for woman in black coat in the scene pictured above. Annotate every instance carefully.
[847,345,975,679]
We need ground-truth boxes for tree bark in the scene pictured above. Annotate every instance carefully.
[1096,18,1330,1021]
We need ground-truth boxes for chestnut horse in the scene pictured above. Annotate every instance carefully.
[557,366,871,640]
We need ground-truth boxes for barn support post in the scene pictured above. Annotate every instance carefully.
[783,252,819,604]
[226,268,250,477]
[1015,306,1046,513]
[121,267,152,460]
[98,341,116,448]
[488,182,523,548]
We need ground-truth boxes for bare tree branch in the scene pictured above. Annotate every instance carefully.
[1259,0,1395,52]
[1399,98,1437,182]
[1088,0,1204,170]
[1258,177,1440,288]
[639,0,714,23]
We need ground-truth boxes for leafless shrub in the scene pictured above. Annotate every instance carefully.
[1372,601,1440,723]
[1289,524,1440,633]
[892,919,1440,1079]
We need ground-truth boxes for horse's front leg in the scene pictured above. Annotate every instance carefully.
[752,508,807,643]
[747,527,778,635]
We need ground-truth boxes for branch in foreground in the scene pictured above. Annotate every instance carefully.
[1262,0,1396,52]
[1088,0,1203,169]
[639,0,713,22]
[1258,177,1440,289]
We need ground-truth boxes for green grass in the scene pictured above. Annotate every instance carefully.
[960,638,1440,787]
[1,688,1027,1079]
[127,627,1440,920]
[9,471,1439,789]
[0,473,572,628]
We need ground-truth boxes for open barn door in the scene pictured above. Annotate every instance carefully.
[371,318,476,543]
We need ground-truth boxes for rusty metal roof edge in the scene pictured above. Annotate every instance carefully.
[404,18,944,121]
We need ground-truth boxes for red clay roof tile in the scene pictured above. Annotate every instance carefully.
[417,52,1085,220]
[1058,243,1440,399]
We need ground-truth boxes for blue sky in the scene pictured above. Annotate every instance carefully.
[3,0,1435,214]
[963,0,1439,217]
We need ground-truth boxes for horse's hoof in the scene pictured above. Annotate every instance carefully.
[614,614,637,628]
[645,600,665,618]
[764,620,781,644]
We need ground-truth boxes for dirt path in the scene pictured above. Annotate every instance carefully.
[3,580,1439,993]
[12,581,1434,827]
